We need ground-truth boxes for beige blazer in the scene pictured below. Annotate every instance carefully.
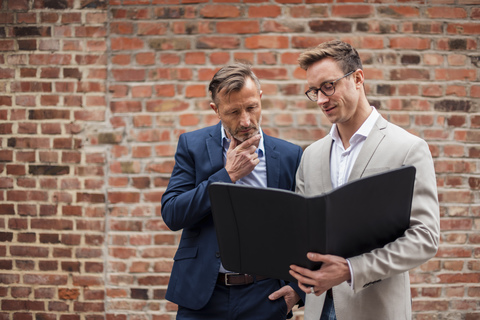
[296,116,440,320]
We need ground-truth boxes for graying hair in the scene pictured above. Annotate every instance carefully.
[208,62,261,106]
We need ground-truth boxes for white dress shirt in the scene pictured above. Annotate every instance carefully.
[329,106,379,287]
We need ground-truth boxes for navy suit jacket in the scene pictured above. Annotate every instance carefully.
[161,122,304,310]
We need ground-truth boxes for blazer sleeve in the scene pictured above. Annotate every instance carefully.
[348,138,440,293]
[161,133,232,231]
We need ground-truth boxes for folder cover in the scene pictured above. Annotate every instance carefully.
[209,166,416,283]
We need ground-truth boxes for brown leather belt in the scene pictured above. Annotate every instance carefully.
[217,273,269,286]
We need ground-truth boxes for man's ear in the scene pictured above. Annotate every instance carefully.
[210,102,220,118]
[354,69,365,89]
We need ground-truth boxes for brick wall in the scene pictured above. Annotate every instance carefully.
[1,0,479,319]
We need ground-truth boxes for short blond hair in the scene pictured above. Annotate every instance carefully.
[298,40,363,73]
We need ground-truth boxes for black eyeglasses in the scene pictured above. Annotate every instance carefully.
[305,71,354,102]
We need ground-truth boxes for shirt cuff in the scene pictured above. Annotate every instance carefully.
[346,258,354,290]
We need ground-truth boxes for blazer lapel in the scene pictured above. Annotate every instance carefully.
[321,135,334,191]
[206,122,224,171]
[349,116,387,181]
[264,134,280,188]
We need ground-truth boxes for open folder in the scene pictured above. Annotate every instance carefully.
[209,166,416,283]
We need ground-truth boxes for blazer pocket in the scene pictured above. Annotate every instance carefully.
[174,247,198,261]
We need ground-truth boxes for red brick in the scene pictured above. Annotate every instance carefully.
[208,52,229,66]
[110,37,144,51]
[185,85,205,98]
[426,7,467,19]
[233,52,254,64]
[0,40,14,51]
[132,146,151,158]
[332,5,374,18]
[1,300,45,311]
[110,101,142,113]
[470,86,480,98]
[197,36,240,49]
[137,22,167,35]
[110,22,134,35]
[0,96,12,106]
[412,300,449,312]
[108,192,140,204]
[156,54,175,67]
[179,114,200,127]
[135,52,155,65]
[435,69,476,81]
[252,68,288,80]
[390,69,430,81]
[390,37,431,50]
[248,5,281,18]
[446,85,467,97]
[130,85,151,98]
[379,5,420,18]
[200,5,240,18]
[185,52,206,65]
[245,35,289,49]
[217,21,260,34]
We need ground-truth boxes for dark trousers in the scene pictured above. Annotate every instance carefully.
[177,279,288,320]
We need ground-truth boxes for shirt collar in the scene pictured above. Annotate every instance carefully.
[330,106,379,144]
[221,124,265,157]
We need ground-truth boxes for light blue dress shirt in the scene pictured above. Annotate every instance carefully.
[221,125,267,188]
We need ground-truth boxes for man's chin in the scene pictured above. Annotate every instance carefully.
[234,130,259,143]
[233,135,249,143]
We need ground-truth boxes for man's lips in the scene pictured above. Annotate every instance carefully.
[323,105,335,113]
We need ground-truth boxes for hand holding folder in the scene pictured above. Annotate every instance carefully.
[208,166,416,283]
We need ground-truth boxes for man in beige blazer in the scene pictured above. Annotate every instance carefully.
[289,40,440,320]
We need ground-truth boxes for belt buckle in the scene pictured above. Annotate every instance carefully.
[224,272,240,286]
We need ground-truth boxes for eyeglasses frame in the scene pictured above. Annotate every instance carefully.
[305,70,355,102]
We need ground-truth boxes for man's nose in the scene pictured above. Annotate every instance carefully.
[317,92,329,105]
[239,111,251,127]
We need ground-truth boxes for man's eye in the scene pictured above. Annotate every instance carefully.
[322,83,334,90]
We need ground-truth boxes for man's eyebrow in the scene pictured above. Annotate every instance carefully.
[309,80,331,89]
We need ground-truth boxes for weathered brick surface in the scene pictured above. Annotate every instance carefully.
[1,1,480,319]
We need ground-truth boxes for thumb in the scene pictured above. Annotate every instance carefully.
[307,252,328,262]
[268,290,282,301]
[268,291,279,301]
[268,287,285,301]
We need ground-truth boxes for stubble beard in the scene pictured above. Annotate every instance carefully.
[224,116,262,143]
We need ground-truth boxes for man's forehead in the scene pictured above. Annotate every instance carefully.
[307,59,343,83]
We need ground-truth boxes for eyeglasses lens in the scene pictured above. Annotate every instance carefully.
[321,83,334,95]
[306,90,317,101]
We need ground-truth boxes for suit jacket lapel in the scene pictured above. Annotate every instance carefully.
[206,122,224,171]
[321,135,334,191]
[349,116,387,181]
[264,134,280,188]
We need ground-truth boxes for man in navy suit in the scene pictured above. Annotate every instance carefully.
[161,63,304,319]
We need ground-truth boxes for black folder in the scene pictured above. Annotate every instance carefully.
[209,166,416,283]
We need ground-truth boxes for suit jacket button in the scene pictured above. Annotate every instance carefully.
[215,252,221,258]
